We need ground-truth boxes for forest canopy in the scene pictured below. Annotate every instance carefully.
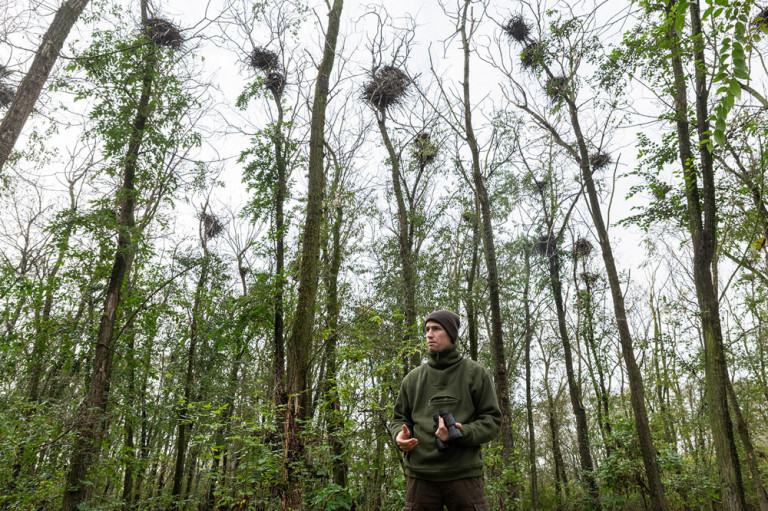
[2,0,768,510]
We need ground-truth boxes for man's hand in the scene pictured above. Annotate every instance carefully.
[435,416,462,442]
[396,424,418,452]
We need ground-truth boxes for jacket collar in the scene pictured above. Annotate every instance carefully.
[427,343,463,369]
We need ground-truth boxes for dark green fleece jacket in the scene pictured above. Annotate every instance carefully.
[390,344,502,481]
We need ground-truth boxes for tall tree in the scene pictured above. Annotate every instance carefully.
[664,0,747,507]
[0,0,91,172]
[281,0,343,508]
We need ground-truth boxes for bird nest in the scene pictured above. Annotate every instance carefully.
[201,212,223,240]
[545,75,568,100]
[536,233,556,257]
[143,17,183,50]
[0,83,14,108]
[534,178,548,192]
[573,237,593,257]
[250,47,279,71]
[412,132,438,167]
[521,42,542,70]
[589,152,612,172]
[503,16,531,44]
[363,65,411,111]
[264,72,286,96]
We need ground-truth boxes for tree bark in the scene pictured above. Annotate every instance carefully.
[0,0,91,171]
[280,1,343,508]
[562,94,667,509]
[458,1,516,505]
[376,113,418,371]
[666,2,747,508]
[522,245,539,511]
[62,46,155,511]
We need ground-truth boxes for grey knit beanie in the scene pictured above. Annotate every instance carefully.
[424,309,460,343]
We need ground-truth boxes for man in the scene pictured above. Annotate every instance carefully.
[390,309,502,511]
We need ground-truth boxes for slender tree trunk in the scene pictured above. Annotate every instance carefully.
[666,2,747,508]
[169,254,209,509]
[321,158,348,487]
[122,328,137,511]
[458,3,516,505]
[545,243,598,508]
[62,46,155,511]
[281,1,343,508]
[0,0,91,171]
[727,376,768,511]
[273,98,287,413]
[376,114,418,371]
[465,215,480,361]
[522,246,539,511]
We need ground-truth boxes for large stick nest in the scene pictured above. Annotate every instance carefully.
[201,212,224,240]
[264,72,286,96]
[412,132,438,167]
[545,75,568,100]
[573,237,593,257]
[0,83,14,108]
[521,42,542,71]
[250,47,279,71]
[589,151,613,172]
[363,65,411,111]
[144,17,184,50]
[503,16,532,44]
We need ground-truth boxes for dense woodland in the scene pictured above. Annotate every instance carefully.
[3,0,768,509]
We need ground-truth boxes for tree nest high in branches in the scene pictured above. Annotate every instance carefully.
[545,75,568,100]
[503,15,532,44]
[363,65,410,111]
[521,42,542,71]
[250,47,279,71]
[412,132,438,167]
[143,17,183,50]
[589,151,612,172]
[573,237,593,257]
[580,272,599,285]
[264,72,286,97]
[201,212,224,240]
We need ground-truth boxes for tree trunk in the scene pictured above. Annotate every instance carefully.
[0,0,91,171]
[280,1,343,508]
[557,53,668,509]
[545,242,598,508]
[666,2,747,508]
[458,3,517,506]
[376,113,418,371]
[522,245,539,511]
[321,157,348,488]
[465,215,480,361]
[62,46,155,511]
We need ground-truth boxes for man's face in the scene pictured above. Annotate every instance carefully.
[425,321,452,353]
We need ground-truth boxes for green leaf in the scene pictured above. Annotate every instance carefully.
[714,128,726,146]
[729,78,741,99]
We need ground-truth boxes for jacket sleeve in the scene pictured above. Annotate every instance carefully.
[455,366,501,447]
[389,377,413,443]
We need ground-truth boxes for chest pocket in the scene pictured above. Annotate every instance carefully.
[428,394,459,410]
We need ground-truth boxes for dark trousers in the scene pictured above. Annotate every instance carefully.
[402,476,490,511]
